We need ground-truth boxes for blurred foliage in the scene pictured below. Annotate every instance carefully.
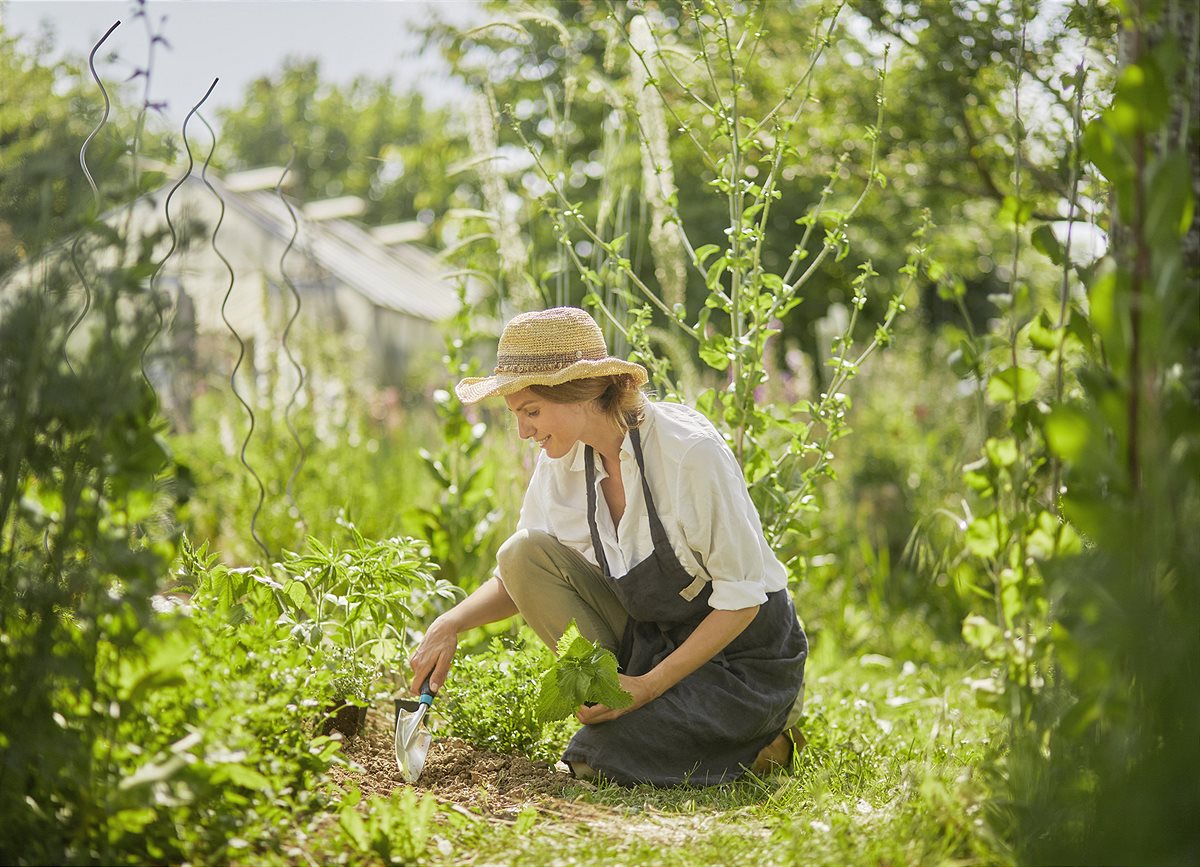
[335,785,447,865]
[0,18,174,274]
[1018,3,1197,862]
[0,104,189,864]
[170,329,441,563]
[215,58,472,237]
[406,283,507,594]
[909,1,1199,862]
[420,0,1118,350]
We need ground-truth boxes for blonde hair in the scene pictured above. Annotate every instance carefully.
[529,374,647,434]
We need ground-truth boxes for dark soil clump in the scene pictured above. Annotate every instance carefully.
[332,704,577,811]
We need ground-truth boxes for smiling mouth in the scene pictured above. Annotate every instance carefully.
[537,436,550,447]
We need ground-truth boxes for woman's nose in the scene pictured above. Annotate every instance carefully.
[517,418,535,439]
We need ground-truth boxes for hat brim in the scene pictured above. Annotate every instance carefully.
[454,358,648,405]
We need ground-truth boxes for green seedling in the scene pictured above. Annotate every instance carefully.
[536,621,633,723]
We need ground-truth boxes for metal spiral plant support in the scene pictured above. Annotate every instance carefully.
[133,4,173,403]
[275,153,309,531]
[144,77,213,402]
[66,19,120,374]
[140,78,215,424]
[196,107,271,561]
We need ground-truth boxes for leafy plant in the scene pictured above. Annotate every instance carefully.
[324,642,374,705]
[440,628,576,763]
[271,516,459,665]
[408,281,505,595]
[109,600,344,863]
[0,14,194,861]
[536,621,632,724]
[192,518,458,712]
[335,785,447,865]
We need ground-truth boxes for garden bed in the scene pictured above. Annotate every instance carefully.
[332,704,581,811]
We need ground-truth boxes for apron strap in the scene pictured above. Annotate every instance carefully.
[584,445,613,578]
[629,428,673,552]
[584,427,674,580]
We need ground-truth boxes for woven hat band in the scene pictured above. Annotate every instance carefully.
[495,347,606,374]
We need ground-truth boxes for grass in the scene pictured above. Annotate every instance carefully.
[292,622,1010,866]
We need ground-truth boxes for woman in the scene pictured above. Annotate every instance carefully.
[409,306,807,785]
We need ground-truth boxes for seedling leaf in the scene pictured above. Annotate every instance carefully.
[536,620,634,723]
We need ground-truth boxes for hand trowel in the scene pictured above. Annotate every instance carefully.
[395,678,436,783]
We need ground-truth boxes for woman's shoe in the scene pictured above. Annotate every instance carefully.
[750,725,806,775]
[565,760,599,781]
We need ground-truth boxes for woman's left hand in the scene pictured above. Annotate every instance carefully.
[576,673,660,725]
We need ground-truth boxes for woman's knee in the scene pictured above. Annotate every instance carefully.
[495,529,556,592]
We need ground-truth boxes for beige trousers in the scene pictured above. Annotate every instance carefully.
[496,528,804,729]
[497,529,628,653]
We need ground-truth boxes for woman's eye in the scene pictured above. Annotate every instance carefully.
[528,411,539,418]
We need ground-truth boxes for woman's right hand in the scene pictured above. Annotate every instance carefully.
[408,615,459,695]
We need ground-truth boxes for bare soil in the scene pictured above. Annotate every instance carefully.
[330,704,582,812]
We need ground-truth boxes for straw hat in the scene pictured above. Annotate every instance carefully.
[454,307,648,405]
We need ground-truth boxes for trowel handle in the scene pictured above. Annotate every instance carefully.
[419,676,436,707]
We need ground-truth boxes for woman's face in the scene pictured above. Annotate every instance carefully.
[504,388,590,459]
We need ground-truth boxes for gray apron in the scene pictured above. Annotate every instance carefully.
[562,427,808,786]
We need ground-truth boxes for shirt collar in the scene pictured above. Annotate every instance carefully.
[567,400,656,472]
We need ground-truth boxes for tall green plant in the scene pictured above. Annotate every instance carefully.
[0,20,190,859]
[453,0,926,560]
[1021,2,1199,860]
[408,281,506,594]
[933,0,1198,860]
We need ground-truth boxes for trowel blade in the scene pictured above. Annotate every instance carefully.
[400,729,432,783]
[395,699,433,782]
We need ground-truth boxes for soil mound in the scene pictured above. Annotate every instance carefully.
[334,704,577,810]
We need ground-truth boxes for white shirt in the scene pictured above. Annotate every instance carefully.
[502,399,788,610]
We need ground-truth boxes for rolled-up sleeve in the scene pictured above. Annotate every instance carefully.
[676,436,772,611]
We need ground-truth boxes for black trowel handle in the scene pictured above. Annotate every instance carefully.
[419,677,436,707]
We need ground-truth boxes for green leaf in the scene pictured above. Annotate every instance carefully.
[339,804,369,850]
[1082,117,1132,189]
[698,337,732,372]
[1111,56,1170,133]
[1146,151,1194,241]
[535,668,569,723]
[138,170,167,194]
[555,622,581,657]
[1044,406,1091,462]
[984,437,1018,469]
[998,195,1033,227]
[962,614,1001,654]
[692,244,721,267]
[1027,310,1060,353]
[592,677,638,710]
[705,255,728,291]
[965,515,1001,559]
[536,620,631,722]
[1031,224,1064,264]
[986,366,1041,404]
[218,763,273,792]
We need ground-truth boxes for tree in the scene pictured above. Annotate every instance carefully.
[215,59,473,233]
[0,23,136,274]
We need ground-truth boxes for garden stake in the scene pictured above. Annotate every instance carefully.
[395,678,436,783]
